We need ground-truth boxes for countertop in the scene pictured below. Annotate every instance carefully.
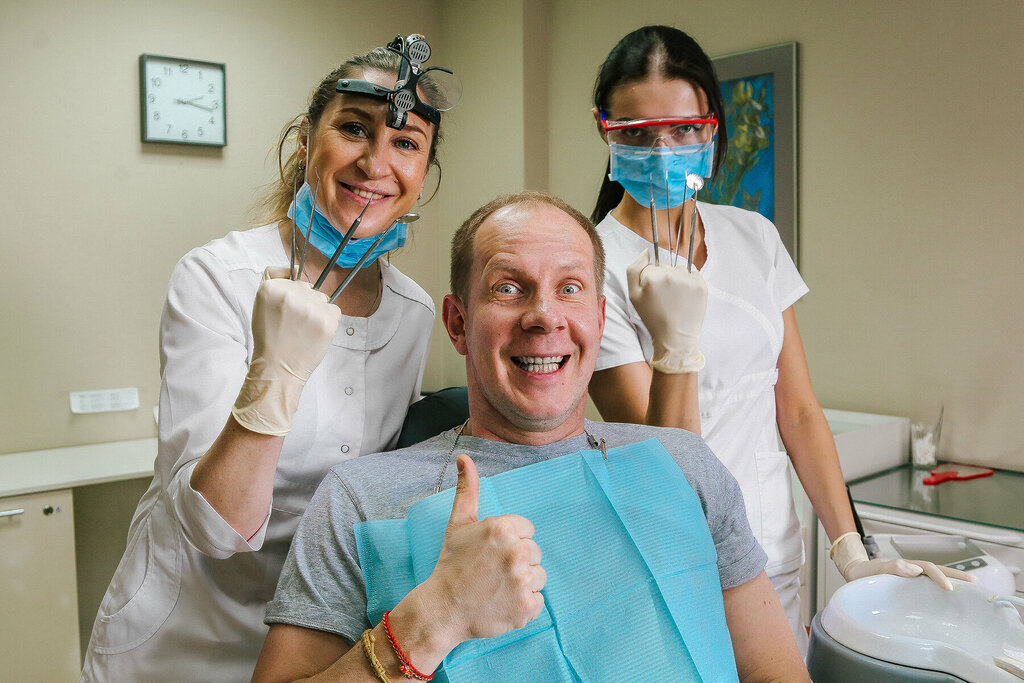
[0,438,156,498]
[849,463,1024,533]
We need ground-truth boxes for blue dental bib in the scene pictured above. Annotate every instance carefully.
[355,439,739,682]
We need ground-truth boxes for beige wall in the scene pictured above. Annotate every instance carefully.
[3,0,1022,472]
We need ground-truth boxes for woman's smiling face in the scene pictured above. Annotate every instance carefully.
[301,69,433,238]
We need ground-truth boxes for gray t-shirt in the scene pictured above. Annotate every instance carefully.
[265,420,767,644]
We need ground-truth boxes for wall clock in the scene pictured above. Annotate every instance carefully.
[140,54,226,146]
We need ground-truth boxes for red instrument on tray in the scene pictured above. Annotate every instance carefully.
[922,463,995,485]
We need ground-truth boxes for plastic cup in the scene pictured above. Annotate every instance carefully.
[911,422,938,468]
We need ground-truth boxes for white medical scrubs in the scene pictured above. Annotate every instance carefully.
[81,223,434,682]
[596,204,809,648]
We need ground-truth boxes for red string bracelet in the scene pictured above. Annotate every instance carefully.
[382,610,434,681]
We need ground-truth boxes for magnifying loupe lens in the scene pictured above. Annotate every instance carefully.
[419,68,463,112]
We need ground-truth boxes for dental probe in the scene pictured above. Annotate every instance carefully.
[665,169,674,264]
[313,191,378,290]
[327,213,419,304]
[671,210,684,267]
[296,169,321,283]
[684,174,704,272]
[671,174,702,267]
[289,171,302,279]
[648,176,660,266]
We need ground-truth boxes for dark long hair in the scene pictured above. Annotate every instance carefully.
[591,25,728,224]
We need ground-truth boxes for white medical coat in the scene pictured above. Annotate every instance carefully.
[81,224,434,682]
[596,205,809,578]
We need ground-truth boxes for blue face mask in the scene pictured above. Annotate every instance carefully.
[608,140,715,210]
[287,182,409,268]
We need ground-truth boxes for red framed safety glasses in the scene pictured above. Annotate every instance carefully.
[600,112,718,148]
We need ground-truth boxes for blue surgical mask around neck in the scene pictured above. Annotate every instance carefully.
[608,139,715,210]
[287,182,409,268]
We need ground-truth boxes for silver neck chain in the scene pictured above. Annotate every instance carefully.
[434,419,469,494]
[432,421,607,495]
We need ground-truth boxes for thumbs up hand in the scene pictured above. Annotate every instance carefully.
[419,454,546,651]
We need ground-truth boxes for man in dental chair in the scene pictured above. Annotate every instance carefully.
[252,191,810,682]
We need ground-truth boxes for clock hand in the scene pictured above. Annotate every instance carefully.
[173,96,217,111]
[177,100,217,112]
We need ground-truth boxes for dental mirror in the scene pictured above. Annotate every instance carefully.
[684,174,704,272]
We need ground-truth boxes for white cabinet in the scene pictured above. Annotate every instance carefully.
[1,438,156,674]
[0,488,81,681]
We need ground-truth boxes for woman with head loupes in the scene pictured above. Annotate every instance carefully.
[81,34,460,681]
[587,25,971,652]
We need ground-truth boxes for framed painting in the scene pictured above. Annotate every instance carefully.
[708,42,799,267]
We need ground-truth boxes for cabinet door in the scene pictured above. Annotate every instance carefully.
[0,488,80,681]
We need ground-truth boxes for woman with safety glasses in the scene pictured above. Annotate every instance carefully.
[587,25,970,653]
[81,35,460,681]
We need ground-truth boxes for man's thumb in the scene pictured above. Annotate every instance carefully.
[447,453,479,527]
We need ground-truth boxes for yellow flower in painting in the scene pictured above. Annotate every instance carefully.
[709,77,772,212]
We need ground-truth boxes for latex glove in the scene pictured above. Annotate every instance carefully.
[830,531,977,590]
[423,454,545,650]
[627,250,707,374]
[231,266,341,435]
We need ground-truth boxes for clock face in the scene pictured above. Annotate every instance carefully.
[140,55,226,146]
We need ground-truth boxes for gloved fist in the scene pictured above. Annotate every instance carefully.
[424,454,545,651]
[231,266,342,435]
[627,250,707,374]
[830,532,977,591]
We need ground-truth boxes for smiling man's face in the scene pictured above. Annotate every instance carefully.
[443,201,606,445]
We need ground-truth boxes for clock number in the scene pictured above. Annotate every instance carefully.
[162,66,173,77]
[151,77,162,87]
[198,126,205,137]
[211,100,219,110]
[209,116,215,125]
[166,124,173,133]
[153,111,161,121]
[208,83,215,94]
[148,94,155,104]
[179,63,190,74]
[181,129,189,140]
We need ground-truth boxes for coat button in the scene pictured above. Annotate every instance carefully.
[345,387,353,395]
[340,444,350,454]
[346,327,355,336]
